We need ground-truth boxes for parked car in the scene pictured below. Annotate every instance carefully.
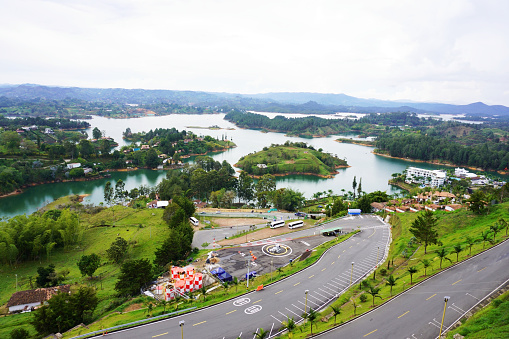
[295,212,306,217]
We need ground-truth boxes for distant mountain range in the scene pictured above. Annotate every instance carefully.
[1,84,508,116]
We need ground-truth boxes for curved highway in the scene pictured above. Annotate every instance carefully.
[96,215,390,338]
[315,239,509,339]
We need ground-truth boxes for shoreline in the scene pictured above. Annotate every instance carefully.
[372,151,509,175]
[234,166,350,179]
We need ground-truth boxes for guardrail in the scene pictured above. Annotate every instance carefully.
[70,306,197,338]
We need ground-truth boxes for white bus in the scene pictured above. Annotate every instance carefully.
[288,220,304,229]
[189,217,199,226]
[269,220,286,229]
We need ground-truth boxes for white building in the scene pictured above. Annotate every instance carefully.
[405,167,447,187]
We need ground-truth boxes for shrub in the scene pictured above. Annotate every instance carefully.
[359,294,368,303]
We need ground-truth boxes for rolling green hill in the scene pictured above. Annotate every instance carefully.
[236,142,348,177]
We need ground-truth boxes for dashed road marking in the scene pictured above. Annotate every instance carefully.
[364,329,378,337]
[452,279,462,285]
[275,290,283,295]
[309,274,315,278]
[152,333,167,338]
[398,311,409,319]
[426,294,436,300]
[193,321,207,326]
[294,282,301,286]
[226,310,237,315]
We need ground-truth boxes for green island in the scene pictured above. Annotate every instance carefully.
[235,141,348,177]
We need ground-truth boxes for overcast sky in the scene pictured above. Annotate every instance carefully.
[1,0,508,105]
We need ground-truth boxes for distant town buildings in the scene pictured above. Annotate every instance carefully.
[405,167,447,187]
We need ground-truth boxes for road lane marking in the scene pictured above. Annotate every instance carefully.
[270,314,283,323]
[452,279,462,285]
[322,268,327,271]
[253,299,262,304]
[331,261,335,265]
[294,282,301,286]
[152,333,168,338]
[364,329,378,337]
[477,267,487,272]
[226,310,237,315]
[398,311,409,319]
[349,245,353,248]
[343,250,346,253]
[368,229,377,238]
[193,321,207,326]
[466,293,480,300]
[309,274,315,278]
[275,290,283,295]
[426,294,436,300]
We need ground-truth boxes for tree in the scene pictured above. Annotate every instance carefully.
[10,328,30,339]
[79,139,94,158]
[114,258,153,296]
[253,328,268,339]
[421,259,431,276]
[409,210,439,254]
[1,131,22,152]
[499,218,508,237]
[104,181,114,208]
[145,148,160,168]
[92,127,102,140]
[114,179,126,206]
[436,248,451,269]
[465,236,476,255]
[200,285,208,301]
[467,190,488,215]
[352,176,357,199]
[452,244,462,262]
[281,316,296,338]
[386,275,397,296]
[490,224,501,242]
[367,285,382,307]
[153,228,192,267]
[106,237,128,264]
[32,286,98,336]
[36,264,57,287]
[77,253,101,278]
[304,308,318,335]
[480,230,492,249]
[237,171,254,203]
[407,266,418,285]
[255,174,276,208]
[330,305,341,325]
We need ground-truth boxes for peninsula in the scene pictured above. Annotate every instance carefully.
[235,141,348,178]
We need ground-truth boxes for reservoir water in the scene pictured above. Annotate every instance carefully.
[0,114,501,218]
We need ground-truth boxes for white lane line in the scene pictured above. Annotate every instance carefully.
[285,307,302,318]
[308,293,325,303]
[466,293,480,301]
[321,285,336,293]
[270,314,283,323]
[268,323,275,337]
[314,290,328,299]
[319,287,335,296]
[278,310,288,318]
[292,303,304,312]
[327,281,342,288]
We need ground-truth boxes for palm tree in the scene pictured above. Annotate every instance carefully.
[421,259,431,276]
[222,282,229,295]
[330,305,341,325]
[367,285,382,307]
[231,276,239,293]
[351,298,359,316]
[490,224,500,242]
[159,299,169,314]
[499,218,508,236]
[436,248,451,269]
[386,275,397,296]
[281,316,296,338]
[253,327,268,339]
[480,230,492,249]
[465,236,476,256]
[407,266,418,285]
[200,285,208,301]
[304,308,318,335]
[453,244,462,262]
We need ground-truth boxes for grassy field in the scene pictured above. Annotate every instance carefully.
[446,290,509,338]
[1,200,508,338]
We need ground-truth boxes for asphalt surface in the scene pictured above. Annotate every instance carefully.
[315,239,509,339]
[95,215,390,339]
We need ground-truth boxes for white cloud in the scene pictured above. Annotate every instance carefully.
[1,0,508,105]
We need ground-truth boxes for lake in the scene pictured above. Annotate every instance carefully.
[0,114,501,218]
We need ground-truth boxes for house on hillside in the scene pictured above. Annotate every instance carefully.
[6,285,71,313]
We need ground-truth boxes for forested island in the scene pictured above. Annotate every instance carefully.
[235,141,348,177]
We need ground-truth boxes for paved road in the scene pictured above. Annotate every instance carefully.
[95,215,390,339]
[315,239,509,339]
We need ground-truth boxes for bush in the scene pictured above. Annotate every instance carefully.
[379,268,387,276]
[360,294,368,303]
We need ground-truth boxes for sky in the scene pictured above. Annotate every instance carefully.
[1,0,508,106]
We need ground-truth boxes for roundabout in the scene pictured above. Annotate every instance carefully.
[262,243,293,257]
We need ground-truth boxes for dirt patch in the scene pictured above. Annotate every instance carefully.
[218,223,314,246]
[123,303,144,313]
[210,218,265,227]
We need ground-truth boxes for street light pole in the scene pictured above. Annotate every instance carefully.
[179,320,185,339]
[305,290,309,313]
[439,296,450,338]
[350,262,354,286]
[246,259,250,289]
